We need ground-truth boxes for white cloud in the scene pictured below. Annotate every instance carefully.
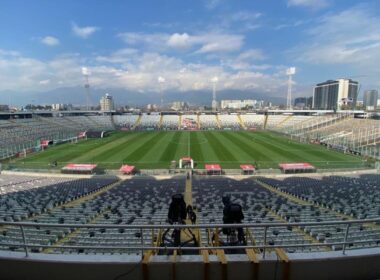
[71,22,99,39]
[39,79,50,85]
[297,5,380,64]
[223,49,267,70]
[96,48,138,64]
[0,48,287,96]
[287,0,330,9]
[204,0,222,10]
[167,33,191,49]
[119,31,244,53]
[294,4,380,86]
[0,49,20,56]
[41,36,60,46]
[275,19,310,30]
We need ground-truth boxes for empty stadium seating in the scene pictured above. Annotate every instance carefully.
[0,173,379,256]
[161,115,179,130]
[0,115,115,159]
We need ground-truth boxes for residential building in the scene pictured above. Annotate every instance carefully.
[313,79,359,110]
[100,93,115,111]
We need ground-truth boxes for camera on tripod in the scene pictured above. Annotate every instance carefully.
[218,195,246,246]
[160,194,198,253]
[168,193,187,224]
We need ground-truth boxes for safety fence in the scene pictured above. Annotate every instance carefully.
[1,218,380,258]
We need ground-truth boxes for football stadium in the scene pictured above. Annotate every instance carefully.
[2,1,380,279]
[0,112,380,280]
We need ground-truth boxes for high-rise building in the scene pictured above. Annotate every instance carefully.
[100,93,115,111]
[313,79,359,110]
[363,90,378,111]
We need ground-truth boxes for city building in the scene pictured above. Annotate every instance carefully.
[146,104,158,111]
[313,79,359,110]
[51,104,69,111]
[100,93,115,111]
[220,100,258,110]
[0,105,9,112]
[171,101,188,111]
[363,90,378,111]
[294,97,313,109]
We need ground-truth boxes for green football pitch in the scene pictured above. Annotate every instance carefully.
[9,130,364,170]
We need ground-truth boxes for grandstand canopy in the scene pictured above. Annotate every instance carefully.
[279,163,315,173]
[62,164,97,174]
[240,164,255,171]
[119,164,135,174]
[205,164,222,174]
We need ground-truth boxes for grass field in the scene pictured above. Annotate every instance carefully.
[7,130,364,170]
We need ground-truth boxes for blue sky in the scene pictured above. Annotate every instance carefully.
[0,0,379,101]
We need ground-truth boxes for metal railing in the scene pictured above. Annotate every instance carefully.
[1,218,380,258]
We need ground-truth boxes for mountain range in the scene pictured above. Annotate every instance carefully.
[0,87,288,107]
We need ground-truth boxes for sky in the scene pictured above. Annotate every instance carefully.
[0,0,380,103]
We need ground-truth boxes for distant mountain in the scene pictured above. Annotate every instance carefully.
[0,87,286,107]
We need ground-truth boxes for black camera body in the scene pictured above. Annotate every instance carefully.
[168,194,187,224]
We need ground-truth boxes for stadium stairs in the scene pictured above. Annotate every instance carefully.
[237,114,246,129]
[197,114,201,129]
[215,115,222,129]
[43,179,122,254]
[255,179,332,251]
[178,115,182,130]
[2,175,380,280]
[276,115,293,129]
[255,177,380,249]
[158,114,164,129]
[263,114,269,129]
[132,115,142,130]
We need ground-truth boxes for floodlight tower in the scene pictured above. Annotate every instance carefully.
[82,67,91,111]
[211,76,218,111]
[158,76,166,108]
[286,67,296,110]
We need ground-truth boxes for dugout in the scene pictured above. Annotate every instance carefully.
[240,164,255,175]
[205,164,222,175]
[119,164,136,175]
[61,164,98,174]
[279,163,316,174]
